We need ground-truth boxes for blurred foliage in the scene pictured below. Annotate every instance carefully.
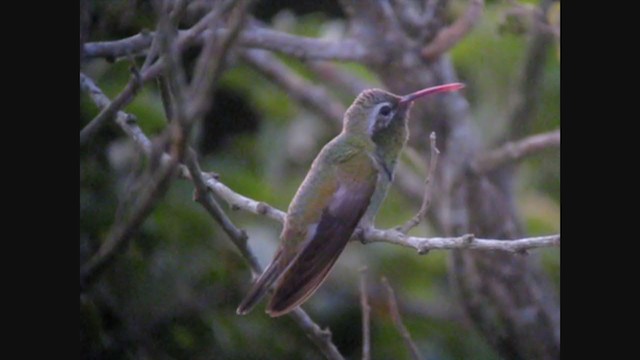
[80,0,559,359]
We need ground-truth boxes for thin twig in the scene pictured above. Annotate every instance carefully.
[82,31,153,60]
[80,73,151,155]
[188,0,249,121]
[381,277,424,360]
[422,0,484,60]
[185,149,261,274]
[290,308,345,360]
[79,69,142,146]
[83,25,369,63]
[80,5,228,145]
[398,132,440,234]
[473,129,560,174]
[359,267,371,360]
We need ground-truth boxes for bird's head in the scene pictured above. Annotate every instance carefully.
[343,83,465,142]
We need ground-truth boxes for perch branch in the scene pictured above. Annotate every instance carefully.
[398,132,440,234]
[381,277,424,360]
[81,77,559,259]
[473,129,560,174]
[360,267,371,360]
[364,229,559,254]
[422,0,484,60]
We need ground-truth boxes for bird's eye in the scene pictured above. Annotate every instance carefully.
[379,105,392,116]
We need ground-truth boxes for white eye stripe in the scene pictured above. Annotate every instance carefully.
[368,102,394,135]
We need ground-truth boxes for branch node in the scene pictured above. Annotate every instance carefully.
[256,201,269,215]
[125,113,138,124]
[353,227,367,244]
[463,233,475,244]
[231,204,241,211]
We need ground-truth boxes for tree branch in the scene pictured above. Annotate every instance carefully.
[80,73,151,154]
[185,149,262,275]
[200,168,559,254]
[188,0,249,121]
[398,132,440,234]
[289,308,345,360]
[365,229,559,254]
[83,24,369,63]
[79,66,143,146]
[422,0,484,60]
[82,31,153,60]
[239,25,368,62]
[473,129,560,174]
[359,267,371,360]
[381,277,424,360]
[81,68,345,359]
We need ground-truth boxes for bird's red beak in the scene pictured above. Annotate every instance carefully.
[399,83,465,105]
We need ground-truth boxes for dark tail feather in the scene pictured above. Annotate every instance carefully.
[236,254,282,315]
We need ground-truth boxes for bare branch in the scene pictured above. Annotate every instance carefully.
[239,25,368,62]
[364,229,559,254]
[79,67,143,146]
[473,129,560,174]
[381,277,424,360]
[185,149,261,274]
[84,24,369,63]
[189,0,249,120]
[83,31,153,60]
[81,71,345,360]
[241,49,345,127]
[360,267,371,360]
[398,132,440,234]
[204,172,287,222]
[80,73,151,154]
[200,168,559,254]
[422,0,484,60]
[80,9,217,143]
[289,308,345,360]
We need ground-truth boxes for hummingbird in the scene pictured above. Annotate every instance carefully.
[237,83,465,317]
